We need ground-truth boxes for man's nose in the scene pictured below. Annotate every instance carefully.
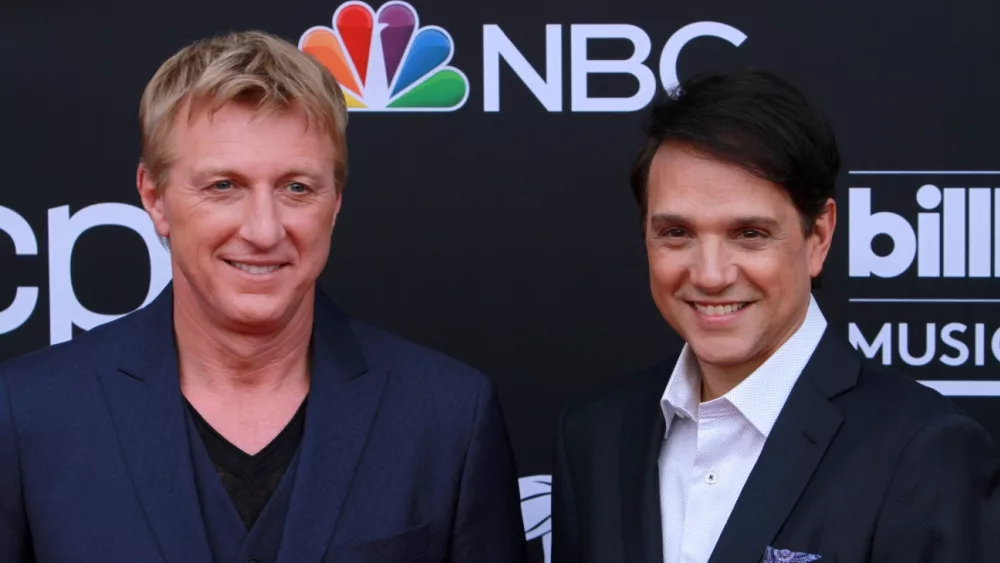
[688,239,738,293]
[239,187,285,249]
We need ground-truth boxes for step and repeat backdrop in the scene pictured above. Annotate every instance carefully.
[1,0,997,560]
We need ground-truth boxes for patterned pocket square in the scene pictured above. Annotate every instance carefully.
[763,546,822,562]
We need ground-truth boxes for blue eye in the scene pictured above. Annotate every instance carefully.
[213,181,233,191]
[287,182,307,193]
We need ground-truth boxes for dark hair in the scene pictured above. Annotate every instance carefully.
[630,69,841,236]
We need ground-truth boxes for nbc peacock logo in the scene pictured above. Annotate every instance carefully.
[298,1,469,111]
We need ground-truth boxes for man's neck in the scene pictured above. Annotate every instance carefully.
[172,287,314,395]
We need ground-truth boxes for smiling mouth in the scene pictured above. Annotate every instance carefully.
[225,260,284,275]
[690,302,752,316]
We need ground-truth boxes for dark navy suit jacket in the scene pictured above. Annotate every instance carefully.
[552,329,1000,562]
[0,285,527,562]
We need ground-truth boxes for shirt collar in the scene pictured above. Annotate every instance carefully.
[660,294,828,438]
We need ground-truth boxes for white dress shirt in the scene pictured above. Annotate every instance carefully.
[658,296,827,563]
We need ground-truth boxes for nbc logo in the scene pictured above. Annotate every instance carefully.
[299,1,469,111]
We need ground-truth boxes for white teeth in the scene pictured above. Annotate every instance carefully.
[229,261,280,275]
[694,302,748,316]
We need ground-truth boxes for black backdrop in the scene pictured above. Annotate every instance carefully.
[2,1,998,560]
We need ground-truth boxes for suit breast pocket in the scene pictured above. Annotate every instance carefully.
[324,523,433,563]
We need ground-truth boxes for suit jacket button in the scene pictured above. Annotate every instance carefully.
[246,559,260,563]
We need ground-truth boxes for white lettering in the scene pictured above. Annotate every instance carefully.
[570,24,655,112]
[483,22,747,113]
[969,188,991,276]
[976,323,986,365]
[899,323,935,366]
[916,184,941,277]
[850,184,1000,278]
[939,322,969,366]
[943,188,966,276]
[849,188,917,277]
[47,203,171,344]
[849,322,892,365]
[0,206,39,334]
[994,188,1000,278]
[483,24,563,112]
[850,322,1000,367]
[659,22,747,90]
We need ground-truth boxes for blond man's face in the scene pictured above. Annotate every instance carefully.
[138,101,341,330]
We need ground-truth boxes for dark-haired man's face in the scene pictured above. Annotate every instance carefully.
[644,143,835,384]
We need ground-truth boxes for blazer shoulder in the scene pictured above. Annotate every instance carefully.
[839,355,987,446]
[0,309,141,388]
[856,359,965,418]
[806,331,968,429]
[560,356,675,434]
[347,318,489,391]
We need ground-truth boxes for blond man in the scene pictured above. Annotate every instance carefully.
[0,31,526,563]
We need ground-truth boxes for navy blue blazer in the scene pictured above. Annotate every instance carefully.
[0,285,527,563]
[552,329,1000,562]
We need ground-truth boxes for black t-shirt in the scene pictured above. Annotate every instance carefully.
[186,398,307,529]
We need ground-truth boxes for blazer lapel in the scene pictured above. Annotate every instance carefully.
[95,286,214,563]
[276,293,387,563]
[707,331,861,563]
[620,362,671,563]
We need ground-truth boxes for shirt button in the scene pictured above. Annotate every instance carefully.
[705,472,717,484]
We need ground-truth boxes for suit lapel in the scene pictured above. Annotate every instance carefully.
[96,286,214,563]
[276,294,386,563]
[620,362,671,563]
[707,331,860,563]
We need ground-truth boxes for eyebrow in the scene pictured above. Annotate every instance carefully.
[190,167,326,184]
[649,213,782,230]
[188,166,246,182]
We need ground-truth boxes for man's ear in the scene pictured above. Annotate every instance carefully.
[331,189,343,229]
[808,198,836,279]
[136,165,169,238]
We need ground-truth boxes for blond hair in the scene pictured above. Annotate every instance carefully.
[139,30,348,190]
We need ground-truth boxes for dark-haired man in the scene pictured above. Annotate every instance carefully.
[552,70,1000,563]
